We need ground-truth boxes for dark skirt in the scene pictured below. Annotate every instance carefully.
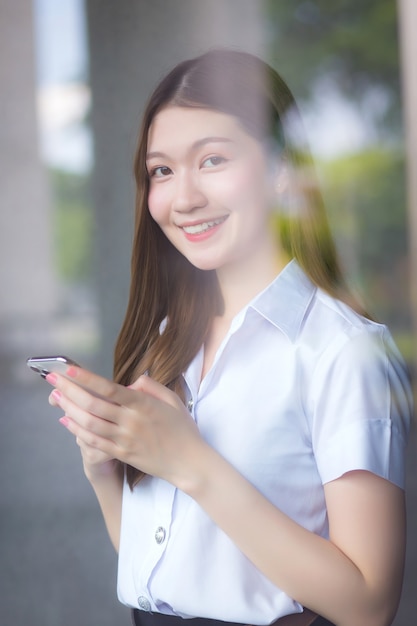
[131,608,336,626]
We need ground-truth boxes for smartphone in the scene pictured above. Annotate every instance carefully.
[26,355,115,402]
[26,355,81,379]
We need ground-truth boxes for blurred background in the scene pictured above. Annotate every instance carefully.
[0,1,415,624]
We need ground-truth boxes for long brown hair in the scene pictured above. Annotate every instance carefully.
[114,49,362,488]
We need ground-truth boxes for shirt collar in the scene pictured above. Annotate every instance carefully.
[249,259,316,342]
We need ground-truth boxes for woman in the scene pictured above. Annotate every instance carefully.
[47,50,412,626]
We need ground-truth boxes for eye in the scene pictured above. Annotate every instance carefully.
[202,155,227,168]
[149,165,173,178]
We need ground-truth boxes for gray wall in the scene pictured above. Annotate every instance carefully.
[0,0,56,360]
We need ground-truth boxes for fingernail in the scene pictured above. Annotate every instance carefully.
[59,417,70,428]
[66,366,78,378]
[51,389,61,402]
[45,373,57,385]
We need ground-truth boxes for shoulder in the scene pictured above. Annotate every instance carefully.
[298,292,412,488]
[299,287,409,382]
[303,287,382,349]
[303,287,411,416]
[305,288,409,394]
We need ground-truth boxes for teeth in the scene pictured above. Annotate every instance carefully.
[182,217,226,235]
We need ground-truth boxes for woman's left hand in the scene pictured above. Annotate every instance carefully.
[46,366,204,488]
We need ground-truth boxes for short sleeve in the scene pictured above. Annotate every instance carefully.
[309,325,412,488]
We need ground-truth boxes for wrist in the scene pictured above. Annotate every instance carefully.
[84,459,122,485]
[178,440,221,499]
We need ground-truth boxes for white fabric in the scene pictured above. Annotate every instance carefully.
[117,260,412,623]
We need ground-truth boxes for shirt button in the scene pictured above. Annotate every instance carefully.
[155,526,166,544]
[137,596,152,612]
[187,399,194,412]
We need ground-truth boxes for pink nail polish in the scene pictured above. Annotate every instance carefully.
[59,417,70,428]
[46,373,57,385]
[52,389,61,402]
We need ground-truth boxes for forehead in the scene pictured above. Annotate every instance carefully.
[147,106,254,152]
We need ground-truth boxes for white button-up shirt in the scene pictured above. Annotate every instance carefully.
[117,260,412,624]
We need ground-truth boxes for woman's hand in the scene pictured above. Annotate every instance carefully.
[49,378,116,483]
[46,366,204,489]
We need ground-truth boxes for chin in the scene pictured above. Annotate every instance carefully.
[185,256,221,272]
[190,262,219,272]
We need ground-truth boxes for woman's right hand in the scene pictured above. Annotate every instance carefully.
[49,386,123,551]
[77,438,120,484]
[46,366,205,491]
[49,389,118,484]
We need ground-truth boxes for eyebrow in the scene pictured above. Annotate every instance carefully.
[146,136,233,161]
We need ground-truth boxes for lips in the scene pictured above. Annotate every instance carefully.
[180,215,228,235]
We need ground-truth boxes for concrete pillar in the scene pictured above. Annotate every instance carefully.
[86,0,266,376]
[0,0,56,357]
[398,0,417,387]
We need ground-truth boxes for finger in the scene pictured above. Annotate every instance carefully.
[53,389,119,441]
[46,366,129,407]
[76,435,112,464]
[60,414,116,457]
[45,372,127,423]
[48,391,59,407]
[129,375,184,409]
[128,374,148,391]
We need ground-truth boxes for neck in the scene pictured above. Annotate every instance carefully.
[215,242,288,322]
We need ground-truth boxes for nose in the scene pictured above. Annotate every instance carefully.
[172,169,208,213]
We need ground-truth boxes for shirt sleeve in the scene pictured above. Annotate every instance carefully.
[309,324,412,488]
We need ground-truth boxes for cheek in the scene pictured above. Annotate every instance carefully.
[147,185,170,226]
[206,168,258,204]
[216,167,269,212]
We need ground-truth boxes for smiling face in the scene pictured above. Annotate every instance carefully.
[146,106,279,278]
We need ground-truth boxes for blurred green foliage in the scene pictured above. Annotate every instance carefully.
[265,0,410,344]
[322,150,410,328]
[49,168,93,283]
[266,0,401,131]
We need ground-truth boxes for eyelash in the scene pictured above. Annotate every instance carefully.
[148,155,227,178]
[149,166,172,178]
[202,155,227,168]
